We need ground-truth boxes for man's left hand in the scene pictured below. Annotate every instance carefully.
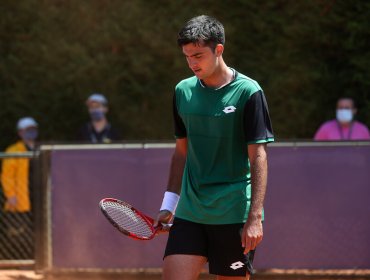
[241,218,263,254]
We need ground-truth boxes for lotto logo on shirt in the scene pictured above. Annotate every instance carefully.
[223,106,236,114]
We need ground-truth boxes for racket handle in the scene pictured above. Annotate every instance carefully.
[155,223,172,233]
[161,223,172,231]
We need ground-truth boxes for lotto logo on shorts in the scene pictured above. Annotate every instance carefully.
[230,261,245,270]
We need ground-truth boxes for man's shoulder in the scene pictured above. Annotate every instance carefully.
[175,76,198,91]
[354,121,370,131]
[319,119,337,129]
[234,71,262,93]
[77,123,91,140]
[5,141,26,153]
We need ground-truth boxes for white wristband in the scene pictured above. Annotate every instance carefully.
[160,191,180,214]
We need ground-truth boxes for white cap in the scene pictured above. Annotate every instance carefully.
[86,93,108,105]
[17,117,38,130]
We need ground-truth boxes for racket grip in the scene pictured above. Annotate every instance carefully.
[156,223,172,232]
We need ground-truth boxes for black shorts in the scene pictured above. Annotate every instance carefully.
[164,217,255,277]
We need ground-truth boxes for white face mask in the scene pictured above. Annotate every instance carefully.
[336,109,353,123]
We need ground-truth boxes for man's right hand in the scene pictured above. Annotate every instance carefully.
[154,210,173,232]
[6,196,18,210]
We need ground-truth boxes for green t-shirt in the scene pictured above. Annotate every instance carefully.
[173,70,274,224]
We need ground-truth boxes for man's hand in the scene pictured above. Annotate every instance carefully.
[7,196,17,209]
[154,210,173,234]
[241,218,263,254]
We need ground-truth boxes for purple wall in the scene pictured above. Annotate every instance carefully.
[50,144,370,270]
[255,145,370,269]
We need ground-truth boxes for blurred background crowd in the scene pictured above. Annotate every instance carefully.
[1,1,370,150]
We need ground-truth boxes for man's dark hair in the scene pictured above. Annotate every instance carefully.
[177,15,225,51]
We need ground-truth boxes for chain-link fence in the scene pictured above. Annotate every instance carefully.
[0,151,39,263]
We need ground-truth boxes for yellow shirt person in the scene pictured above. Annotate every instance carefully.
[1,117,38,213]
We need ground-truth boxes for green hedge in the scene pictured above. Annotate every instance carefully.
[1,1,369,149]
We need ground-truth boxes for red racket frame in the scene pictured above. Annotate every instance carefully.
[99,198,159,240]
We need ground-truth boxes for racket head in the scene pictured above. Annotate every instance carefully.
[99,198,156,240]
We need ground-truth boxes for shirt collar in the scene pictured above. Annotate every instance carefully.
[199,68,237,90]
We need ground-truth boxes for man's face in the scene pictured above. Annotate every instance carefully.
[336,99,356,114]
[336,98,356,124]
[18,126,38,141]
[87,101,108,121]
[87,101,107,113]
[337,99,354,110]
[182,42,222,80]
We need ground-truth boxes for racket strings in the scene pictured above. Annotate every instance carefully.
[103,201,153,238]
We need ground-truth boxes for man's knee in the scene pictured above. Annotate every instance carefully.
[163,254,207,280]
[216,274,250,280]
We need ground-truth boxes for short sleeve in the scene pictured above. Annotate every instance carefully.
[244,90,274,144]
[173,93,187,138]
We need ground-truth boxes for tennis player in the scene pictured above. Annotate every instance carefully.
[156,15,274,280]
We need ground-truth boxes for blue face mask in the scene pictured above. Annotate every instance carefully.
[90,109,105,121]
[22,129,38,141]
[336,109,353,123]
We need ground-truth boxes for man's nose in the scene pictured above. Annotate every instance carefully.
[187,58,196,67]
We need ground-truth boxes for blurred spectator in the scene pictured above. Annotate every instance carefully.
[1,117,37,212]
[77,93,120,143]
[314,97,370,141]
[1,117,38,259]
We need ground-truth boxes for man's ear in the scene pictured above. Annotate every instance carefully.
[215,44,224,57]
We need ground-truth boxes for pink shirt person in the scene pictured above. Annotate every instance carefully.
[314,97,370,141]
[314,120,370,140]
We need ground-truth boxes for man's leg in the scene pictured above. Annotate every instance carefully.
[217,274,250,280]
[163,254,207,280]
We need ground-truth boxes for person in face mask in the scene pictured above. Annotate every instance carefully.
[1,117,38,258]
[18,119,38,150]
[314,98,370,140]
[77,93,121,143]
[1,117,38,211]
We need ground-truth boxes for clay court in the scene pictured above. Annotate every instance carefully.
[1,269,370,280]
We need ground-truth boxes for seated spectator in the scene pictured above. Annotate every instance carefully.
[314,97,370,141]
[77,93,120,143]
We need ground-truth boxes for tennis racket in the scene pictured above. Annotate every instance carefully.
[99,198,171,240]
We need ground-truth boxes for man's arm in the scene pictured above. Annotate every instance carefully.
[1,157,18,209]
[242,143,268,254]
[155,138,187,225]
